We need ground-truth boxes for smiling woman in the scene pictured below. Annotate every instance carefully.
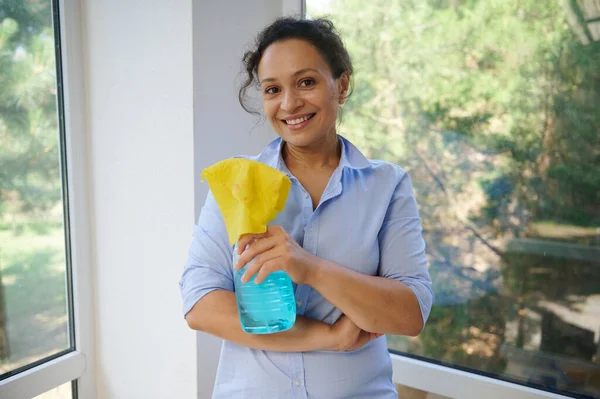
[258,39,348,147]
[180,16,434,399]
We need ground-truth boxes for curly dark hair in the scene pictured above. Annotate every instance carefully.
[239,17,353,115]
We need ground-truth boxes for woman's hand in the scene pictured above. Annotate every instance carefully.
[327,315,384,352]
[234,225,320,285]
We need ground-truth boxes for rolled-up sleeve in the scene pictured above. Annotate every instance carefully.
[179,190,234,317]
[378,169,434,327]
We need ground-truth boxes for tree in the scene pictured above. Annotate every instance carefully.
[0,1,61,229]
[0,0,58,362]
[311,0,600,389]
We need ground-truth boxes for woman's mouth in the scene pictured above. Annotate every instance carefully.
[282,113,316,131]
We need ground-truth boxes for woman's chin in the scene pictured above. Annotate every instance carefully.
[280,131,316,147]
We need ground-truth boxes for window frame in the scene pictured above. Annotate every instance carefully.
[0,0,95,397]
[391,355,571,399]
[299,1,580,398]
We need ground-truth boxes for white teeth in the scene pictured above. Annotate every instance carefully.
[286,114,312,125]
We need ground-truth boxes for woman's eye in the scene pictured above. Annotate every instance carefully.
[299,78,315,87]
[265,87,280,95]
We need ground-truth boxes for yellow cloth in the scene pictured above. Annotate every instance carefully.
[201,158,291,246]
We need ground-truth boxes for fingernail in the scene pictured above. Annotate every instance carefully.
[241,273,247,283]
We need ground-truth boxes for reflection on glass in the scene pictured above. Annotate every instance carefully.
[396,384,449,399]
[307,0,600,397]
[0,1,71,378]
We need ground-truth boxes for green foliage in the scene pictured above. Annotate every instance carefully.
[323,0,599,228]
[0,2,60,225]
[310,0,599,389]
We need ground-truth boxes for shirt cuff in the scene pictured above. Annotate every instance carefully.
[179,265,234,316]
[399,276,434,331]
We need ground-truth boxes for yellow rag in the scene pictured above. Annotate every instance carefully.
[201,158,291,246]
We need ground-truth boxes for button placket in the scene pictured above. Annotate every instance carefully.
[289,353,306,398]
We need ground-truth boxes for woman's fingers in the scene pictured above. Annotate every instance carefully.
[236,233,266,254]
[236,225,285,255]
[239,249,281,283]
[239,257,261,283]
[348,330,382,351]
[253,259,279,284]
[331,315,361,351]
[329,314,385,351]
[234,236,276,270]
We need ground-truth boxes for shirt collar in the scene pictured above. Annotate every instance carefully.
[259,135,371,176]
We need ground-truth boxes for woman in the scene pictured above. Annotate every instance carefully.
[180,17,434,398]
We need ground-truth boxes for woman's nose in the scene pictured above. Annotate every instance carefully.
[281,90,302,112]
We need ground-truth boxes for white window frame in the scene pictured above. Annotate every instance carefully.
[391,356,571,399]
[296,0,576,398]
[0,0,95,397]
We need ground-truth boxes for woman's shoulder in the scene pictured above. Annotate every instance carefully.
[363,158,409,184]
[341,136,408,182]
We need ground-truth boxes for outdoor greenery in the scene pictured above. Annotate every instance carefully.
[309,0,599,397]
[0,225,68,374]
[0,1,69,373]
[0,1,61,224]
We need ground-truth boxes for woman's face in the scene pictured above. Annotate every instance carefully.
[257,39,349,149]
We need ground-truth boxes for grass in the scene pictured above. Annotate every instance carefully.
[0,222,70,375]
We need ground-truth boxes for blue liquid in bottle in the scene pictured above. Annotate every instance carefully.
[233,244,296,334]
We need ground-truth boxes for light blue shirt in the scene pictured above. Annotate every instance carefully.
[180,135,434,398]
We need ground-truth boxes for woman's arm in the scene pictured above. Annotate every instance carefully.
[185,290,379,352]
[233,228,426,336]
[181,191,380,352]
[306,260,423,336]
[235,241,423,336]
[180,191,325,352]
[234,172,433,337]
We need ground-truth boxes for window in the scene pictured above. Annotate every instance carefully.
[306,1,599,398]
[0,1,84,397]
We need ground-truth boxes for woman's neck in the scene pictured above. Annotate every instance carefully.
[282,133,341,172]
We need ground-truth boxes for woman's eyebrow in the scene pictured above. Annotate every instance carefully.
[260,68,320,85]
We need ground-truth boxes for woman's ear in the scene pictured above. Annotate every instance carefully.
[337,72,351,105]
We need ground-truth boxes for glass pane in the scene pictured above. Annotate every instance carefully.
[307,1,600,398]
[34,381,73,399]
[0,1,73,378]
[396,384,449,399]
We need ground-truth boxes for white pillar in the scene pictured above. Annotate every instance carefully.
[82,0,196,397]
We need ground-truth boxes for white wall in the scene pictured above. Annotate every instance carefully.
[82,0,196,398]
[192,1,287,396]
[192,0,280,213]
[81,0,302,397]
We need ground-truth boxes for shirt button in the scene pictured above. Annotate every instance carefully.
[294,379,301,387]
[296,301,303,308]
[304,192,309,199]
